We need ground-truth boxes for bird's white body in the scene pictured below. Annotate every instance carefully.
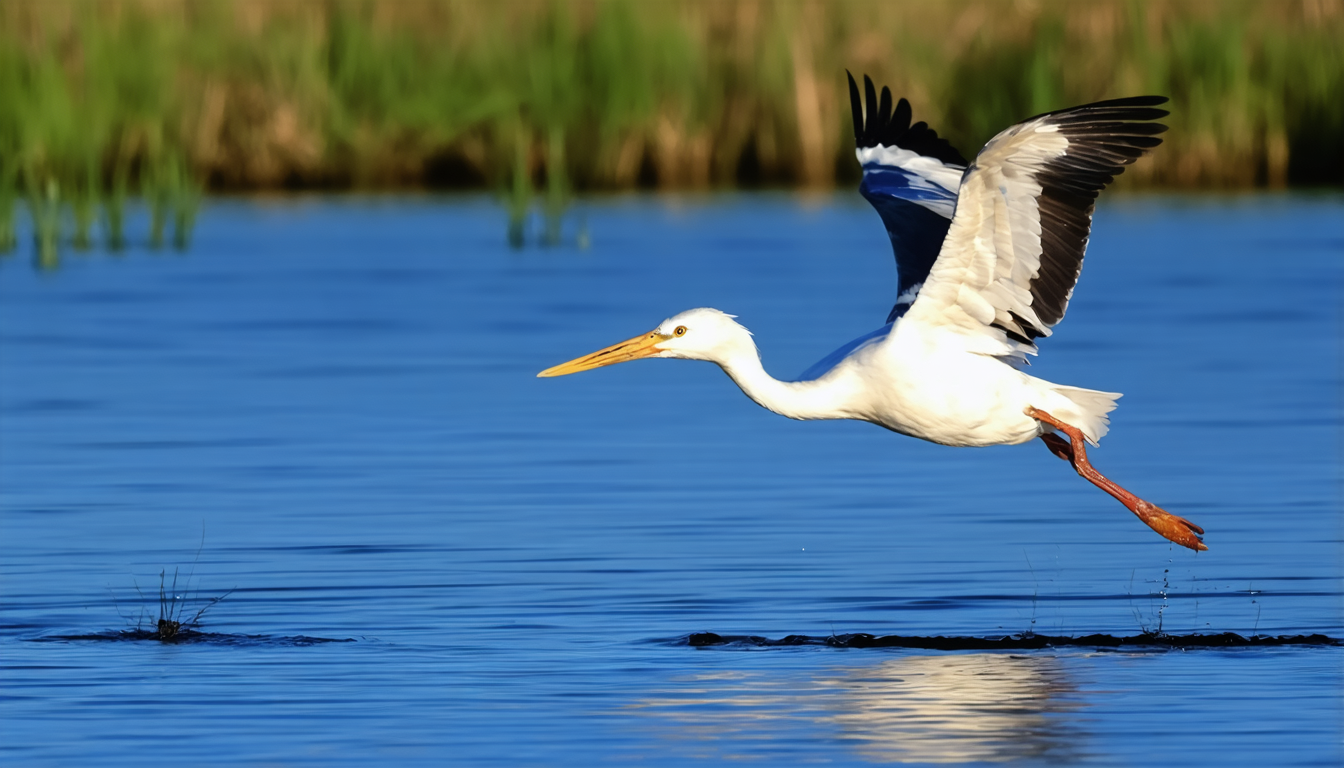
[650,308,1116,449]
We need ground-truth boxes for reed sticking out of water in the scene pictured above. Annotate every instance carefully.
[70,160,97,250]
[147,161,171,249]
[504,122,533,248]
[103,167,127,251]
[27,177,60,270]
[0,165,16,253]
[171,163,202,251]
[542,127,570,247]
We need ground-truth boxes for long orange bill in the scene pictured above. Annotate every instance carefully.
[537,330,670,378]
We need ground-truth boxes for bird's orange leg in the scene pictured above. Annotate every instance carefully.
[1026,406,1207,552]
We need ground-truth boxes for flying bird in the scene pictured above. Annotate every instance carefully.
[539,73,1204,551]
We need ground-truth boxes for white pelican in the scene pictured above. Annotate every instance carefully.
[539,73,1205,551]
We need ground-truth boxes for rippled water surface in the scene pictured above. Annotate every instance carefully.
[2,194,1341,766]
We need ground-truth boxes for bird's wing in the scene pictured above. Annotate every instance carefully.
[848,73,967,323]
[902,96,1168,360]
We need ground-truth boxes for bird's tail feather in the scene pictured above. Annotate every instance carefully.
[1049,386,1122,446]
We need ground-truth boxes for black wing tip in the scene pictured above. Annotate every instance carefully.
[1019,95,1172,332]
[1084,95,1169,108]
[1031,95,1171,125]
[846,71,863,143]
[877,86,893,135]
[863,75,879,146]
[847,71,968,166]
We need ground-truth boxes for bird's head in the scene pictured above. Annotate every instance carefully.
[537,308,754,377]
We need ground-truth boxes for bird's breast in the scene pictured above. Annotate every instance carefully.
[854,330,1041,447]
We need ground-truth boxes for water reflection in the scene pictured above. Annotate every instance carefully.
[633,653,1087,763]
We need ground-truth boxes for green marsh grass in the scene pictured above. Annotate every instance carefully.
[102,167,127,251]
[0,0,1338,241]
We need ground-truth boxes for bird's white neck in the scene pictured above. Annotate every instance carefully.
[713,344,847,422]
[654,310,854,421]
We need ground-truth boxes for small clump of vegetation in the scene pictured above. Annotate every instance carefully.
[111,533,233,643]
[133,567,230,642]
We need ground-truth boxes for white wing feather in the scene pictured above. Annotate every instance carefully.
[906,121,1068,359]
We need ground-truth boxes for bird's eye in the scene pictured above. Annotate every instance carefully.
[674,326,687,336]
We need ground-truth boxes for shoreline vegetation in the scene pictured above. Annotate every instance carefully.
[1,0,1341,254]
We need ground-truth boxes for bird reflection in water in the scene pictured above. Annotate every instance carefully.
[628,653,1088,763]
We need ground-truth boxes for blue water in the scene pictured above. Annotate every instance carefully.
[1,194,1340,766]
